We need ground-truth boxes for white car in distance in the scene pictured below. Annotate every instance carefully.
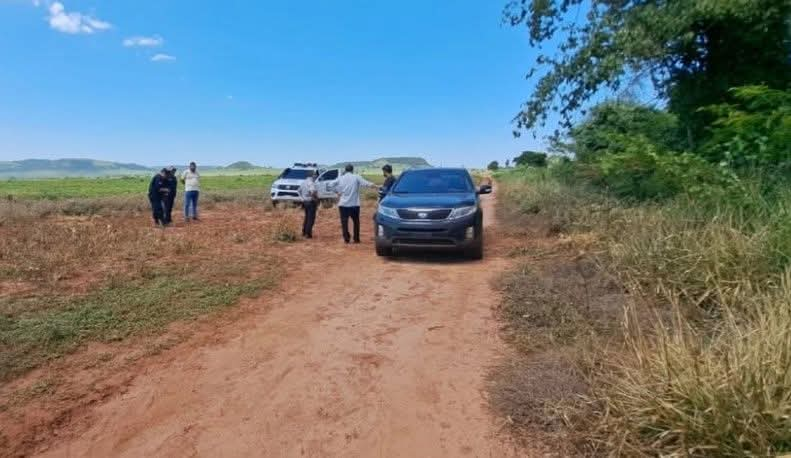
[270,163,341,207]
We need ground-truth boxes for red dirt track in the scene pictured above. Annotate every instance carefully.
[8,192,528,457]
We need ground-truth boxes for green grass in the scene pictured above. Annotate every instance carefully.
[0,175,276,199]
[0,273,276,381]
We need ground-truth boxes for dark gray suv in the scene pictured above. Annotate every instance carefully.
[373,168,492,259]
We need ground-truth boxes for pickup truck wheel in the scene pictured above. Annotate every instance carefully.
[375,243,392,257]
[271,200,279,208]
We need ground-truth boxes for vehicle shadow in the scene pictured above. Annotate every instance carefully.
[385,250,481,265]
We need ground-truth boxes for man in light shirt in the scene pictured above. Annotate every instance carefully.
[180,161,201,222]
[330,164,378,243]
[299,170,319,239]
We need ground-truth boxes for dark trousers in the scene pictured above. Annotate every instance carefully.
[339,206,360,243]
[149,196,164,224]
[302,201,317,238]
[163,194,175,224]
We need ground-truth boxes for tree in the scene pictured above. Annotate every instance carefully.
[487,160,500,171]
[505,0,791,144]
[514,151,547,167]
[505,159,511,168]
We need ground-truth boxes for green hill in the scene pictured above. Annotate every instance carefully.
[223,161,259,170]
[0,159,153,179]
[330,156,430,171]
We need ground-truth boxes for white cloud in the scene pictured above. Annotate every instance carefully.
[151,53,176,62]
[46,2,111,35]
[123,36,164,48]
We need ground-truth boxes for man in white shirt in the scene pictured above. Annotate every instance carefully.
[330,164,378,243]
[299,170,319,239]
[180,162,201,222]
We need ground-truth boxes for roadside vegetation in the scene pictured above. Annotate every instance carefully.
[496,0,790,455]
[494,88,791,455]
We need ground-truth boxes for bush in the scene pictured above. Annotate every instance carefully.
[514,151,548,167]
[588,134,735,200]
[564,101,686,162]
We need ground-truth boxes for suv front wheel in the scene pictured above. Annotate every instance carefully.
[375,242,393,257]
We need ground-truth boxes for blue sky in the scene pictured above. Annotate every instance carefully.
[0,0,552,167]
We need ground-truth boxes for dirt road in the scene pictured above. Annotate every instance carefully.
[35,194,521,457]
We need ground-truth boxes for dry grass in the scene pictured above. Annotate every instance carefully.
[0,202,282,381]
[268,210,301,242]
[493,170,791,456]
[589,276,791,456]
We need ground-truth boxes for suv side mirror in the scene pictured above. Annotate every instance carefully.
[477,184,492,195]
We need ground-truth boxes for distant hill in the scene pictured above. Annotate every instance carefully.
[0,159,153,179]
[329,157,430,171]
[0,157,431,179]
[223,161,259,170]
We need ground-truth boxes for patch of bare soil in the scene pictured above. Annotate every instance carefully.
[2,192,543,457]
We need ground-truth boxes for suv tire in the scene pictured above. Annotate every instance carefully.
[375,243,392,257]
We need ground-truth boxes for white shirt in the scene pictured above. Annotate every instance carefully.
[299,177,317,202]
[181,170,201,192]
[331,173,374,207]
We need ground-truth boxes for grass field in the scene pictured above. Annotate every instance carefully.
[0,175,277,199]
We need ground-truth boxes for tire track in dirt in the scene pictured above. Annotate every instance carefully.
[34,192,526,457]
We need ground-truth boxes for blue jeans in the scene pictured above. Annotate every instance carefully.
[184,190,199,219]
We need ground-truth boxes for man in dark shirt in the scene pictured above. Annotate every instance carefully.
[163,166,178,225]
[148,169,168,226]
[379,164,396,201]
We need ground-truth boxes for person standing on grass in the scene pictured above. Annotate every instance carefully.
[181,162,201,222]
[148,169,168,226]
[299,170,319,238]
[163,166,178,225]
[330,164,378,244]
[379,164,396,201]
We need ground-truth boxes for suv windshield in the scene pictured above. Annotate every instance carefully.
[280,168,313,179]
[392,170,473,194]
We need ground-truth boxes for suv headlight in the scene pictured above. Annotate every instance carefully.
[448,206,477,220]
[377,206,400,219]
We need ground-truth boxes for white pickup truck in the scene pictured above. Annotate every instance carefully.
[269,164,342,207]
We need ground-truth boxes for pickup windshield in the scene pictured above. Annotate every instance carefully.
[280,169,313,179]
[393,170,474,194]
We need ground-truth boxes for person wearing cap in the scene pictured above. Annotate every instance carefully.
[180,162,201,222]
[162,166,178,225]
[298,170,319,238]
[328,164,378,243]
[147,168,168,226]
[379,164,396,201]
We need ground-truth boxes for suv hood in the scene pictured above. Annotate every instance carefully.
[381,193,476,209]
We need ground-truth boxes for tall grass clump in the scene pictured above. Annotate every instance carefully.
[604,186,791,314]
[592,273,791,456]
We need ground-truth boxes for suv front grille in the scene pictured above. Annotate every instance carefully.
[278,184,300,191]
[397,208,452,220]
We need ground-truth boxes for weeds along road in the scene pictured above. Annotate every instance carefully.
[36,191,523,457]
